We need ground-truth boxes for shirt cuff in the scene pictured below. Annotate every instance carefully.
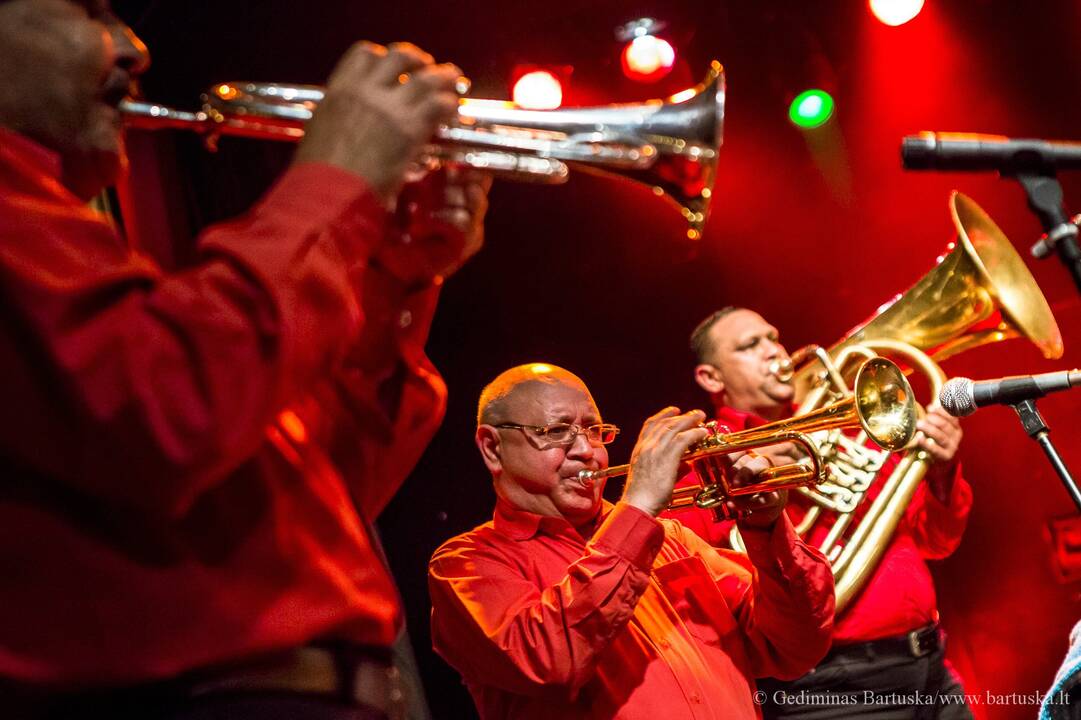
[924,462,970,510]
[738,512,817,581]
[591,503,666,572]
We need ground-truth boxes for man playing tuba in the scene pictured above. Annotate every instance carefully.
[668,307,974,719]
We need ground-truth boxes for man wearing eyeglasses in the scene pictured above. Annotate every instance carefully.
[427,363,836,720]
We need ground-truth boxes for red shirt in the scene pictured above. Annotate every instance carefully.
[667,405,972,644]
[0,128,446,685]
[429,500,835,720]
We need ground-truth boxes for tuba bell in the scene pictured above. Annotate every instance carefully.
[755,191,1063,613]
[121,63,725,239]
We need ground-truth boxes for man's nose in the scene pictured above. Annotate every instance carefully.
[111,22,151,76]
[566,431,596,460]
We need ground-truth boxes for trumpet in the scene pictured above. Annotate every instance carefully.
[120,63,725,239]
[578,357,918,513]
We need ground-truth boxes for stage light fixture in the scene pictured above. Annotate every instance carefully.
[512,70,563,110]
[869,0,925,26]
[622,35,676,81]
[789,89,835,129]
[616,17,675,82]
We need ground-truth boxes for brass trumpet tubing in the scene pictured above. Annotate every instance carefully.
[685,429,825,500]
[582,358,916,517]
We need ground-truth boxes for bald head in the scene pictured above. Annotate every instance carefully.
[477,363,593,427]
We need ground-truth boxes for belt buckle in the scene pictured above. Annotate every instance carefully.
[351,658,407,720]
[908,626,935,658]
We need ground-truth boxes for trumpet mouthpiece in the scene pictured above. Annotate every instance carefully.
[769,359,794,383]
[576,469,597,488]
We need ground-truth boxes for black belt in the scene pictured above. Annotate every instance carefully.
[826,622,943,662]
[3,644,405,720]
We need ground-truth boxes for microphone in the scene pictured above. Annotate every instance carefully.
[939,370,1081,417]
[902,132,1081,174]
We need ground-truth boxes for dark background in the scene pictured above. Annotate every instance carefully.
[111,1,1081,717]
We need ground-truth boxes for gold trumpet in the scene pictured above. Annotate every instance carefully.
[578,357,918,514]
[120,63,725,239]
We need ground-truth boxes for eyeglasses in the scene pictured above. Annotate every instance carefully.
[494,422,621,449]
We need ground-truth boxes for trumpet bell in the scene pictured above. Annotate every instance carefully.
[854,357,918,451]
[573,357,918,514]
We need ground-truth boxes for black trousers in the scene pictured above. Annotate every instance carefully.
[757,642,974,720]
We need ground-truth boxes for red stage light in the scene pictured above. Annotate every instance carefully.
[512,70,563,110]
[621,35,676,82]
[869,0,925,26]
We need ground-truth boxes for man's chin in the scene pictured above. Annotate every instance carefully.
[766,387,795,407]
[557,490,602,522]
[61,146,123,201]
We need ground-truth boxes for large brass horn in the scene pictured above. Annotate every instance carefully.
[782,191,1063,613]
[578,358,918,515]
[120,63,725,239]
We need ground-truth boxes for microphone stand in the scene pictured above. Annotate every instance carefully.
[1015,173,1081,293]
[1011,398,1081,512]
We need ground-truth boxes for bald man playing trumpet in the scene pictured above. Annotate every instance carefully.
[428,363,836,720]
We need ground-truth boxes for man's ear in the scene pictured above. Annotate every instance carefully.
[476,425,503,475]
[694,363,725,395]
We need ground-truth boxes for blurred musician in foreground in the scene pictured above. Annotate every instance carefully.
[428,362,835,720]
[670,307,973,719]
[0,2,489,718]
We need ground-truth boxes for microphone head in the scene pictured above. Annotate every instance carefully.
[939,377,977,417]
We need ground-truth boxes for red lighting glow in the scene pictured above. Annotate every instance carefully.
[512,70,563,109]
[869,0,925,26]
[621,35,676,82]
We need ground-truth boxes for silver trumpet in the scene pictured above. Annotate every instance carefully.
[120,62,725,239]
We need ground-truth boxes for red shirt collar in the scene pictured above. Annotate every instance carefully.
[493,497,612,542]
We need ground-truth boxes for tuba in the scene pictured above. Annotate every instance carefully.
[752,191,1063,613]
[121,63,725,239]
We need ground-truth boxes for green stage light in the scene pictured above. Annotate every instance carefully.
[789,89,835,129]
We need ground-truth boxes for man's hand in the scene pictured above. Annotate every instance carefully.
[622,408,710,517]
[375,166,492,288]
[916,402,963,502]
[295,42,462,203]
[723,450,788,529]
[916,402,962,466]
